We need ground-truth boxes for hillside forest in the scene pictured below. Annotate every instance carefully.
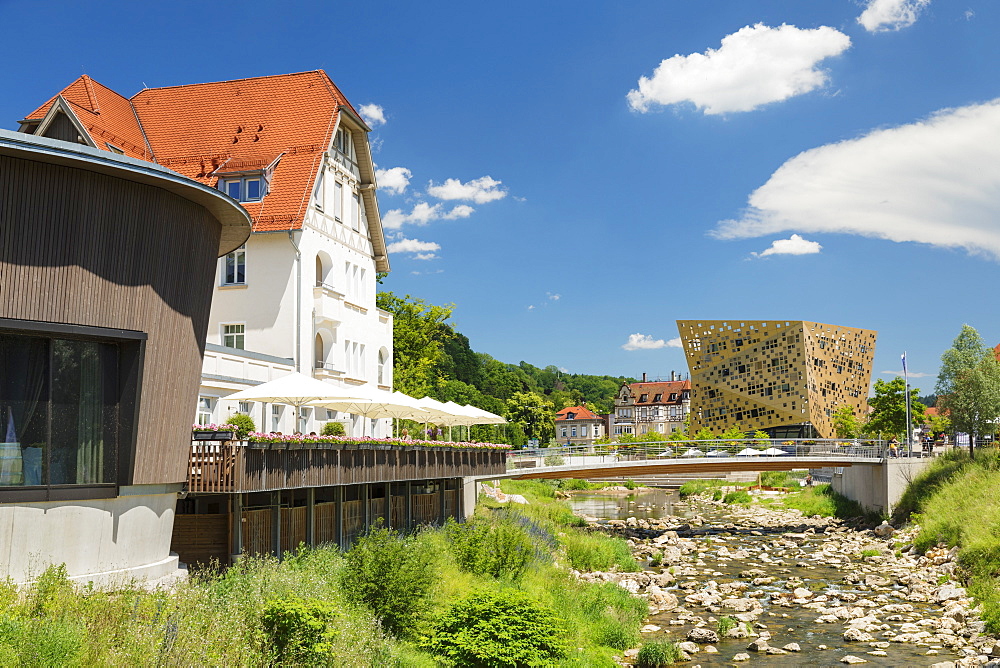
[376,292,633,446]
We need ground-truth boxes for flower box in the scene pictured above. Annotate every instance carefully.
[193,430,235,441]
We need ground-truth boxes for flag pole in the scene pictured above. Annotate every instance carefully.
[903,352,913,455]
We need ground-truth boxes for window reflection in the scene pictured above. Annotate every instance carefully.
[0,333,118,487]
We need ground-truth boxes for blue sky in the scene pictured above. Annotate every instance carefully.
[3,0,999,392]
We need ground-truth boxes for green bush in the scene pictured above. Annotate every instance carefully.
[717,615,737,635]
[678,479,725,498]
[340,526,436,637]
[559,478,601,491]
[260,597,338,663]
[227,412,255,439]
[321,421,346,436]
[563,532,638,573]
[759,470,791,487]
[0,617,86,666]
[723,490,752,505]
[712,490,723,501]
[623,479,637,490]
[543,454,565,466]
[445,513,543,582]
[422,589,567,667]
[636,639,682,667]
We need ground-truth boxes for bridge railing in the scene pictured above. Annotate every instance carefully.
[506,438,895,470]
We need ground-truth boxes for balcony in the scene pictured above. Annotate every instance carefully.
[314,361,343,380]
[313,284,344,326]
[186,442,508,494]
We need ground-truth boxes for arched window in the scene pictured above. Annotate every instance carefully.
[378,348,389,385]
[315,333,325,370]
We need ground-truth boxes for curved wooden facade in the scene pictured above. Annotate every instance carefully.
[0,130,251,487]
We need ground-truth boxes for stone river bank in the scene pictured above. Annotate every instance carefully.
[572,489,1000,667]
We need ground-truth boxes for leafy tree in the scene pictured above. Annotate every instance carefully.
[936,324,993,397]
[831,405,864,439]
[866,377,926,440]
[719,426,746,443]
[692,427,715,441]
[376,292,454,397]
[505,392,555,445]
[928,413,951,436]
[940,357,1000,458]
[639,430,665,442]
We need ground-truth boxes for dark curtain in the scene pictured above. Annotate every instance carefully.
[0,335,48,485]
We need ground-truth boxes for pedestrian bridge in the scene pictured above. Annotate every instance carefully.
[467,440,930,513]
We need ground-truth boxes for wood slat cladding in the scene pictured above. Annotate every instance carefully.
[186,444,507,493]
[1,153,236,485]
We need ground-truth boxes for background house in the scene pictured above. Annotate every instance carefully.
[555,405,605,446]
[612,373,691,438]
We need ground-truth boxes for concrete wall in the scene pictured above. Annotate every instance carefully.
[832,458,930,514]
[0,485,181,585]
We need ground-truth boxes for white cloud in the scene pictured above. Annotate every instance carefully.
[527,305,535,311]
[358,103,386,127]
[627,23,851,115]
[858,0,930,33]
[386,238,441,254]
[375,167,412,195]
[427,176,507,203]
[443,204,475,219]
[414,253,438,260]
[753,234,823,257]
[547,293,561,301]
[713,99,1000,260]
[880,369,933,377]
[622,334,683,351]
[381,202,475,229]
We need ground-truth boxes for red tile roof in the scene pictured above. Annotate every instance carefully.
[628,380,690,405]
[555,406,603,421]
[21,71,366,234]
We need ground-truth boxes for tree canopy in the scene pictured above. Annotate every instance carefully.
[867,377,926,440]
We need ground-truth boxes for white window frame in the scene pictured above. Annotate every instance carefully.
[222,323,245,350]
[222,244,246,285]
[334,180,343,221]
[197,397,214,425]
[314,171,325,211]
[221,176,264,202]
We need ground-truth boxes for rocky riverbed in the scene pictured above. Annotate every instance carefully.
[572,489,1000,667]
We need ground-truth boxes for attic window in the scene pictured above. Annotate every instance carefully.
[653,393,662,402]
[670,393,678,401]
[220,175,265,202]
[639,394,648,402]
[105,142,125,155]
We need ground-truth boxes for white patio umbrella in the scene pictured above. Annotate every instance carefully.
[310,387,430,436]
[760,447,788,456]
[224,372,368,433]
[736,448,763,456]
[706,449,729,457]
[680,447,703,457]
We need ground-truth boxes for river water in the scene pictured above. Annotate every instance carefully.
[569,488,968,667]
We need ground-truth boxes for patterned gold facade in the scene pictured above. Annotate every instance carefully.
[677,321,876,439]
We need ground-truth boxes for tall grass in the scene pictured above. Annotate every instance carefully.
[678,479,727,498]
[0,485,650,666]
[887,448,1000,633]
[781,483,877,521]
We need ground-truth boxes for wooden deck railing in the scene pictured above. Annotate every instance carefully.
[187,442,508,494]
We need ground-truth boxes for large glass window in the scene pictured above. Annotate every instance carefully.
[0,332,119,487]
[221,176,264,203]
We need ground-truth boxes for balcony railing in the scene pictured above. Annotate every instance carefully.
[187,441,507,494]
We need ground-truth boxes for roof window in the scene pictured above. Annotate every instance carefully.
[220,174,265,203]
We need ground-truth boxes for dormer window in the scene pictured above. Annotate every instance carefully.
[669,393,678,401]
[639,394,648,402]
[220,175,264,202]
[653,393,662,402]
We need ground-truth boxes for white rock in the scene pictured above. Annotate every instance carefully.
[841,655,868,664]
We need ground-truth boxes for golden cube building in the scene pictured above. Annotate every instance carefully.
[676,321,876,439]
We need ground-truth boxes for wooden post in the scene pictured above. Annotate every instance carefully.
[384,481,392,527]
[439,478,447,525]
[271,491,281,558]
[231,492,243,564]
[335,485,343,550]
[362,483,370,532]
[405,481,413,531]
[306,487,315,547]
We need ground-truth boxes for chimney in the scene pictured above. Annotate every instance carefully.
[670,370,675,381]
[642,372,647,382]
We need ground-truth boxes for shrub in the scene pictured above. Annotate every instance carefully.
[563,532,638,573]
[559,478,600,491]
[422,589,567,667]
[227,412,255,439]
[321,421,346,436]
[0,617,86,666]
[678,479,725,498]
[717,615,737,635]
[623,479,637,490]
[444,513,541,582]
[260,597,338,663]
[339,526,436,637]
[543,454,565,466]
[29,564,74,617]
[712,490,723,501]
[723,490,752,505]
[636,639,682,667]
[759,470,791,487]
